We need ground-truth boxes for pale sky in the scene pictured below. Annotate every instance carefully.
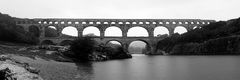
[0,0,240,21]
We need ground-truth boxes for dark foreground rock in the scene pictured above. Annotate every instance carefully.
[0,55,43,80]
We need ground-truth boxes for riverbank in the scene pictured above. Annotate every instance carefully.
[0,41,72,62]
[0,41,132,62]
[0,54,43,80]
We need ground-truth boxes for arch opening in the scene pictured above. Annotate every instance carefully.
[29,25,40,37]
[45,26,58,37]
[193,26,198,29]
[154,26,169,37]
[41,40,54,45]
[105,41,122,48]
[174,26,188,35]
[60,40,73,46]
[82,26,100,37]
[61,26,78,37]
[127,27,149,37]
[128,40,150,54]
[104,26,122,37]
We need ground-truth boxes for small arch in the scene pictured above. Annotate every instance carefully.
[96,22,101,24]
[104,22,108,24]
[154,26,170,37]
[127,26,149,37]
[159,22,163,24]
[139,22,143,24]
[61,21,65,24]
[89,22,94,24]
[126,22,130,24]
[43,21,47,24]
[202,22,205,24]
[191,22,194,24]
[128,40,150,54]
[104,26,122,37]
[111,22,116,24]
[132,22,137,24]
[45,26,58,37]
[193,26,198,29]
[185,22,189,24]
[152,22,157,24]
[105,40,122,47]
[197,22,200,24]
[82,22,86,24]
[62,26,78,37]
[54,22,58,24]
[145,22,150,24]
[82,26,100,36]
[68,22,72,24]
[207,22,210,24]
[174,26,188,34]
[41,40,54,45]
[179,22,183,24]
[29,25,40,37]
[75,22,79,24]
[172,22,176,24]
[49,22,53,24]
[166,22,170,24]
[38,21,41,24]
[118,22,123,24]
[60,40,73,46]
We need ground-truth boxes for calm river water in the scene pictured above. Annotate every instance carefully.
[14,54,240,80]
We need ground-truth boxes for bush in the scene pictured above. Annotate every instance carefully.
[101,43,132,59]
[69,37,96,61]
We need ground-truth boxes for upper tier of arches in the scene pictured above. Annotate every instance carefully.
[16,19,216,25]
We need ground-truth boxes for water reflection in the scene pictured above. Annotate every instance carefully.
[14,54,240,80]
[90,55,240,80]
[75,62,94,80]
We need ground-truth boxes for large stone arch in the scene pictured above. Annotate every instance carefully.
[104,26,123,37]
[127,26,149,37]
[45,25,58,37]
[153,26,170,37]
[41,40,54,45]
[127,39,151,54]
[174,26,188,34]
[29,25,40,37]
[105,39,123,47]
[60,40,73,46]
[61,26,78,37]
[82,26,100,37]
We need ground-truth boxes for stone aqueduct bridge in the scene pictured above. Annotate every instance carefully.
[16,19,215,54]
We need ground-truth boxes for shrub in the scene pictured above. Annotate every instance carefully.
[69,37,96,61]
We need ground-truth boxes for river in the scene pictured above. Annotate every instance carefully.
[13,54,240,80]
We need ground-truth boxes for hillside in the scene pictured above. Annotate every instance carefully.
[157,18,240,55]
[0,12,39,44]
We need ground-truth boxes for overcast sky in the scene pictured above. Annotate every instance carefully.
[0,0,239,21]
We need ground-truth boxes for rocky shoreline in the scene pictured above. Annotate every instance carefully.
[0,55,43,80]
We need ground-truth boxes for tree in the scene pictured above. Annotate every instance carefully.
[69,37,96,61]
